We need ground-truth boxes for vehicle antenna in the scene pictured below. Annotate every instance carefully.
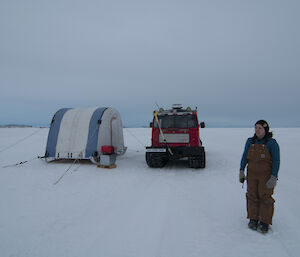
[155,101,160,110]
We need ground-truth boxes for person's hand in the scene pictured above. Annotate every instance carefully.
[239,170,245,183]
[266,175,277,189]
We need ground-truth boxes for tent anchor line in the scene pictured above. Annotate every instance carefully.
[2,156,45,168]
[124,128,146,150]
[53,152,82,185]
[0,128,44,154]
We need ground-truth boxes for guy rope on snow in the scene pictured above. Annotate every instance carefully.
[53,124,103,185]
[124,127,146,149]
[2,156,45,168]
[0,128,44,154]
[53,152,82,185]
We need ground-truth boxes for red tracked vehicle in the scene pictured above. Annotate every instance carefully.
[146,104,206,168]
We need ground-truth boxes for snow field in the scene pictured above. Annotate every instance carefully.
[0,127,299,257]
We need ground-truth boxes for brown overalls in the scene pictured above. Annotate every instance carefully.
[246,143,275,225]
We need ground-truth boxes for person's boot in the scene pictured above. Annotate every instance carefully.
[248,219,258,230]
[257,222,269,233]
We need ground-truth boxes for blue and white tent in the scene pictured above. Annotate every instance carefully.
[45,107,126,163]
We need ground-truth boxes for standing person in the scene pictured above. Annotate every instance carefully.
[239,120,280,233]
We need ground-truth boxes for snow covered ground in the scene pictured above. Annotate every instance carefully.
[0,127,299,257]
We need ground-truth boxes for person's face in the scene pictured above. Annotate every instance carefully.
[255,124,266,139]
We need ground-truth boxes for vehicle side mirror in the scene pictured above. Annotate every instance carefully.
[200,122,205,128]
[149,122,153,128]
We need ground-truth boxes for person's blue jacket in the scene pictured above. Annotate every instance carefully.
[240,136,280,178]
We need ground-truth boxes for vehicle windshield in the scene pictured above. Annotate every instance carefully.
[154,115,197,128]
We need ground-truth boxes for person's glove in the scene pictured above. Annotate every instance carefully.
[266,175,277,189]
[239,170,245,183]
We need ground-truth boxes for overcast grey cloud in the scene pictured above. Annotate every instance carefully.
[1,0,299,127]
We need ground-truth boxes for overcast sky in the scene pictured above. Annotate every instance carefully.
[1,0,299,127]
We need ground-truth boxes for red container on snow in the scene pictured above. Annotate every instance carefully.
[101,145,115,155]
